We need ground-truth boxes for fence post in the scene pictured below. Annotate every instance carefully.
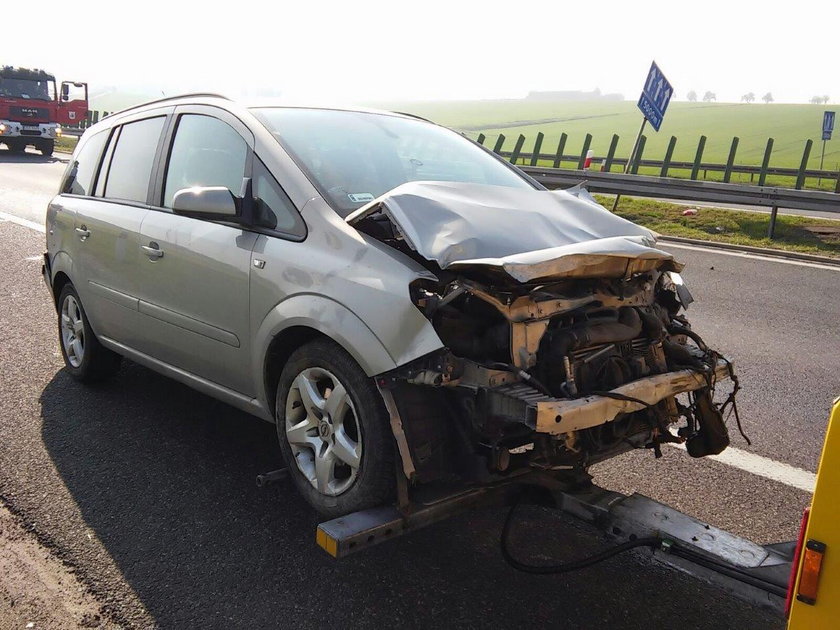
[577,134,593,170]
[690,136,707,180]
[795,140,813,190]
[723,137,740,183]
[492,134,506,154]
[758,138,774,186]
[510,134,526,164]
[553,133,568,169]
[603,134,619,172]
[630,136,646,174]
[767,207,779,239]
[660,136,677,177]
[530,132,544,167]
[476,133,486,146]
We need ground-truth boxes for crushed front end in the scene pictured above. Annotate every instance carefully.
[350,182,740,487]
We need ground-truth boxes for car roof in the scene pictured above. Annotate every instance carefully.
[104,94,428,125]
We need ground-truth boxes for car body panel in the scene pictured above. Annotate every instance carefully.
[70,196,150,347]
[249,196,445,410]
[136,211,259,395]
[347,181,681,282]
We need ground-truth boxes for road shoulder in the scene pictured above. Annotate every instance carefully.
[0,499,117,629]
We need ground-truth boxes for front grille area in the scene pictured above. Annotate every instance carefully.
[10,105,49,120]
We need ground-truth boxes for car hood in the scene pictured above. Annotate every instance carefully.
[346,181,682,282]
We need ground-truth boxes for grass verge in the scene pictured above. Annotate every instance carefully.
[597,195,840,258]
[56,135,78,153]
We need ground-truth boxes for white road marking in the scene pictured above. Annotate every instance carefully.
[663,241,840,272]
[0,211,45,233]
[667,442,816,492]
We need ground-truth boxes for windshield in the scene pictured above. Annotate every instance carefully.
[0,77,55,101]
[252,108,534,216]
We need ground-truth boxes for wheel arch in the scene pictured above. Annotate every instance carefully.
[255,295,399,422]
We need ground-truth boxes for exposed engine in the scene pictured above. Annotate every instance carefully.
[352,188,740,488]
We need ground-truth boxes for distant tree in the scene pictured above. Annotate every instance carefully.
[741,92,755,103]
[762,92,774,104]
[687,90,697,102]
[702,91,716,102]
[811,95,823,104]
[823,95,831,104]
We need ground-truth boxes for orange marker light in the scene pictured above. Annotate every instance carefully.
[797,540,827,605]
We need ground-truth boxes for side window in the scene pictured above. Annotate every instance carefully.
[163,115,247,208]
[252,158,306,237]
[103,116,165,203]
[61,129,108,196]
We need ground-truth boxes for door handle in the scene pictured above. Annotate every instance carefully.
[141,243,164,260]
[75,226,90,240]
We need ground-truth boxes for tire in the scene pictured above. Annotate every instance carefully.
[57,283,122,382]
[276,339,395,517]
[40,140,54,157]
[7,141,25,153]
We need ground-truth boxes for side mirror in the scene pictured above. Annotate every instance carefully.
[61,83,69,102]
[172,186,239,218]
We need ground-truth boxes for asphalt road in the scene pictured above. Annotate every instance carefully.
[3,147,839,628]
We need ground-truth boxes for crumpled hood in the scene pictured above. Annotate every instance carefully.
[346,181,682,282]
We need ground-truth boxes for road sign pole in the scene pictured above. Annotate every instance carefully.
[819,139,827,185]
[612,117,647,211]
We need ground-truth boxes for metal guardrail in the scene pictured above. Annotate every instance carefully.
[521,166,840,237]
[505,152,839,181]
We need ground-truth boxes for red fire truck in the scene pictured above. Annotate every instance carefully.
[0,66,88,156]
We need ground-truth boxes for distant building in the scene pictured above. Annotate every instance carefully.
[525,89,624,102]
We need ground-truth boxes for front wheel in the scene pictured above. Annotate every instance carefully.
[57,284,122,382]
[40,139,55,157]
[276,339,395,518]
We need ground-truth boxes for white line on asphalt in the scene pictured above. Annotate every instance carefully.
[0,211,45,233]
[663,241,840,272]
[667,442,816,492]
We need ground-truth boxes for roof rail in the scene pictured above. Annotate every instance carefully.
[108,93,231,118]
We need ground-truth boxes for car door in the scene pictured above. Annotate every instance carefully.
[134,106,258,395]
[70,111,170,349]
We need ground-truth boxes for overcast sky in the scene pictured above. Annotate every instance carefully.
[3,0,837,104]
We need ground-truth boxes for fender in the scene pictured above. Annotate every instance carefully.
[48,249,75,290]
[253,293,401,411]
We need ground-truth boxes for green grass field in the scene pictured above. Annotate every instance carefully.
[378,100,840,173]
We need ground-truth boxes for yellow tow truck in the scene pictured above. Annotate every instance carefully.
[786,398,840,629]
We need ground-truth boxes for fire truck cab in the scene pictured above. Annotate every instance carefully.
[0,66,87,156]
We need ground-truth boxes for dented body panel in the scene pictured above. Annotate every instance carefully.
[347,181,682,282]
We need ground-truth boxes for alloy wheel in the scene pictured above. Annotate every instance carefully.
[60,295,85,368]
[285,367,362,496]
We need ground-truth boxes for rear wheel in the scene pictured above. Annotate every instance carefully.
[276,339,395,517]
[57,284,122,382]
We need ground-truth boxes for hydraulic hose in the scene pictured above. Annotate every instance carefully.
[500,499,661,575]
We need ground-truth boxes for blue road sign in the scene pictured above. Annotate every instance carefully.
[637,61,673,132]
[823,111,835,141]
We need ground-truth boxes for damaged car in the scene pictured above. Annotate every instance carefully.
[44,97,738,518]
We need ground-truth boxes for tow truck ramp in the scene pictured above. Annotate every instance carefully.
[316,477,792,613]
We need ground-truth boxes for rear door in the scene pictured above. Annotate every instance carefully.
[135,106,258,395]
[71,111,170,348]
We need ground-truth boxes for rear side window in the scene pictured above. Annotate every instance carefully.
[163,114,247,207]
[103,116,165,203]
[61,130,108,196]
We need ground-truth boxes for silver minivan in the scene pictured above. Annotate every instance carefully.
[44,95,735,517]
